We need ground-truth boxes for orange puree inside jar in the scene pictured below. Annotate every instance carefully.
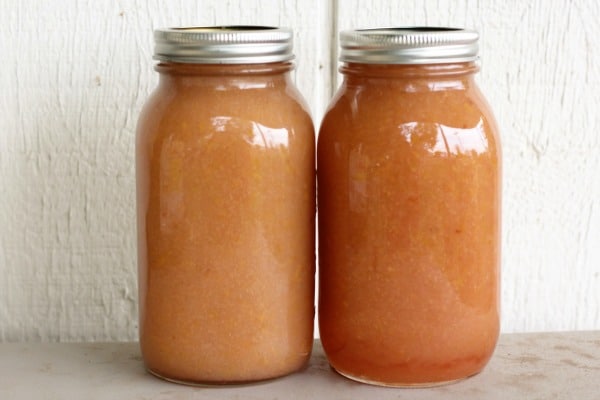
[318,61,501,386]
[136,61,315,384]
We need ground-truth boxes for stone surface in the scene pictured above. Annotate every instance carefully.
[1,332,599,399]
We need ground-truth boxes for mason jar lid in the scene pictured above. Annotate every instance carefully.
[153,26,294,64]
[340,27,479,64]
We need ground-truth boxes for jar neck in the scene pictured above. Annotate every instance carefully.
[156,61,294,75]
[155,61,294,89]
[340,61,479,90]
[341,61,478,77]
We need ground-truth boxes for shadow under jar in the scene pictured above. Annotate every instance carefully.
[317,27,502,387]
[136,27,315,385]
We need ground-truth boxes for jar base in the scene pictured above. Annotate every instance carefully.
[147,368,229,387]
[333,367,477,388]
[146,364,305,387]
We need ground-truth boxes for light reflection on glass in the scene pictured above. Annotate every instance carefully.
[209,116,289,148]
[211,116,231,132]
[428,80,466,91]
[430,118,487,155]
[214,81,269,91]
[249,122,289,148]
[397,118,488,155]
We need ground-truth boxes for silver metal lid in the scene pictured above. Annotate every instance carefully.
[153,26,294,64]
[340,27,479,64]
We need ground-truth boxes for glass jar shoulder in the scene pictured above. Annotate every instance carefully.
[137,79,314,154]
[319,80,499,159]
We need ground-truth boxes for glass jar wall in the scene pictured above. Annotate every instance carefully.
[136,27,315,385]
[317,28,501,387]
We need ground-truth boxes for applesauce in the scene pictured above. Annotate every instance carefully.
[318,28,501,386]
[136,27,315,384]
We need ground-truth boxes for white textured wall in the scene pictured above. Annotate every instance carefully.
[0,0,598,341]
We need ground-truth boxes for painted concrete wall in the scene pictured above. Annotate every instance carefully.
[0,0,598,341]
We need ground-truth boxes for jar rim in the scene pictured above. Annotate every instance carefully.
[153,26,295,64]
[339,27,479,65]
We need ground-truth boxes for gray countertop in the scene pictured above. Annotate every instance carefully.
[1,331,599,399]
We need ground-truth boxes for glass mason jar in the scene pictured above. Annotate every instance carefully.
[136,27,315,385]
[318,28,501,387]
